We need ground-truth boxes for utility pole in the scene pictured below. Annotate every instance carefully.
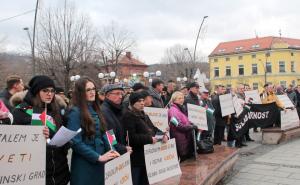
[32,0,40,76]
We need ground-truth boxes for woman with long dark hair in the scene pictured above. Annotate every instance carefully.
[67,76,120,185]
[12,75,70,185]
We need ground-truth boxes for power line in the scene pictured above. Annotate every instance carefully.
[0,9,35,23]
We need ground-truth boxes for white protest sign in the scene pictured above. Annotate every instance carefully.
[144,138,181,184]
[219,94,235,117]
[144,107,169,133]
[105,152,132,185]
[281,109,300,130]
[277,95,295,108]
[232,95,244,117]
[0,125,46,185]
[245,90,262,104]
[187,103,208,130]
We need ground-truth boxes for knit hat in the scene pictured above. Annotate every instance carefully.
[101,84,124,95]
[188,82,200,90]
[132,83,146,91]
[129,91,146,105]
[28,75,55,95]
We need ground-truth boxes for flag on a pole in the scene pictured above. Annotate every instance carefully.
[170,116,179,126]
[106,129,117,149]
[31,111,57,132]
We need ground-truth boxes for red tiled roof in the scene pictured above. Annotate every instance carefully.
[107,53,148,67]
[209,36,300,57]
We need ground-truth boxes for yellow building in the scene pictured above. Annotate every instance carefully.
[209,36,300,91]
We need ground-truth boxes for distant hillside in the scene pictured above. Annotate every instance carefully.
[0,53,32,89]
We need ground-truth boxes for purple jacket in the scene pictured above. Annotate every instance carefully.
[168,103,193,158]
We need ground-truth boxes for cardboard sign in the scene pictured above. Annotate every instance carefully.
[245,90,262,104]
[232,95,244,117]
[187,103,208,130]
[105,152,132,185]
[281,109,300,130]
[144,107,169,133]
[144,139,181,184]
[219,94,235,117]
[277,95,295,108]
[0,125,46,185]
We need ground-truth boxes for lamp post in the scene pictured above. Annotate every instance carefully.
[264,51,270,85]
[98,71,116,84]
[143,70,161,85]
[23,27,35,73]
[176,76,188,87]
[193,16,208,63]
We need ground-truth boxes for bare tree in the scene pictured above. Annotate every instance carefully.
[36,2,98,91]
[158,44,208,82]
[98,22,136,77]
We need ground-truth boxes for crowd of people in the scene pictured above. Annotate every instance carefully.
[1,74,300,185]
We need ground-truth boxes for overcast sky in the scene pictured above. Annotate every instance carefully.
[1,0,300,64]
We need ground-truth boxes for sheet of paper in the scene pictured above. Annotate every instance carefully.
[245,90,262,104]
[277,95,295,108]
[48,126,81,147]
[219,94,235,117]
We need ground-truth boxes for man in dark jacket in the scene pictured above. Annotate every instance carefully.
[163,80,176,106]
[184,82,201,106]
[295,85,300,119]
[0,75,24,111]
[211,85,228,145]
[148,78,165,108]
[101,84,131,154]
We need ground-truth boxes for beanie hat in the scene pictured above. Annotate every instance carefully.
[132,83,146,92]
[129,91,145,105]
[29,75,55,95]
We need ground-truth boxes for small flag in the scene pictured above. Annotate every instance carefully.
[170,117,179,126]
[106,129,117,148]
[206,108,214,115]
[31,111,57,132]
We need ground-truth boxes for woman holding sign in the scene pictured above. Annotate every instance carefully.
[122,91,168,185]
[168,91,197,162]
[12,75,70,185]
[67,76,120,185]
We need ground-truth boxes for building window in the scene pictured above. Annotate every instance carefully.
[291,52,294,56]
[226,84,232,89]
[292,80,296,86]
[291,61,295,72]
[226,57,230,61]
[253,83,258,90]
[252,54,256,59]
[226,66,231,76]
[214,67,219,77]
[266,62,272,73]
[252,64,258,74]
[238,56,243,60]
[214,58,218,62]
[280,81,286,88]
[279,61,285,73]
[238,65,244,76]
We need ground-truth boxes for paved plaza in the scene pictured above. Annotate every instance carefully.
[220,130,300,185]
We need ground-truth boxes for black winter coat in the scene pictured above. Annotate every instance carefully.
[184,91,200,106]
[12,92,70,185]
[101,99,127,154]
[211,94,228,127]
[121,108,160,167]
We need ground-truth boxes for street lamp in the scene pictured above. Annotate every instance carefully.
[155,71,161,77]
[265,51,270,85]
[193,16,208,63]
[98,71,116,84]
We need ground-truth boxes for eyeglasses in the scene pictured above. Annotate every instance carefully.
[41,88,56,94]
[86,87,96,93]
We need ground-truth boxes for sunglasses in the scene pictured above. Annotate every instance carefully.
[86,87,96,92]
[41,88,56,94]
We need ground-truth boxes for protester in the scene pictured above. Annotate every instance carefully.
[148,78,165,108]
[101,84,132,154]
[184,82,201,106]
[295,85,300,119]
[286,84,297,105]
[0,99,13,124]
[12,75,70,185]
[261,84,285,109]
[199,88,216,139]
[67,76,120,185]
[0,75,24,111]
[55,87,70,106]
[180,85,188,96]
[168,91,195,162]
[163,80,176,106]
[212,85,229,145]
[122,91,168,185]
[123,82,147,110]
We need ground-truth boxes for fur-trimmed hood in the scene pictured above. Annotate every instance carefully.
[9,90,67,109]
